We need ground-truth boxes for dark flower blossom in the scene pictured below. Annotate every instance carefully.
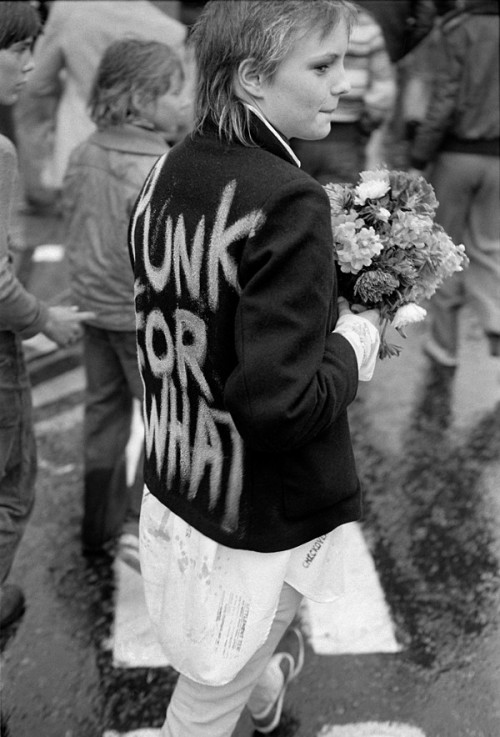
[389,170,438,216]
[354,270,399,304]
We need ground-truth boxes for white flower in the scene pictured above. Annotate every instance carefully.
[392,303,427,329]
[333,223,383,273]
[377,207,391,222]
[354,171,391,204]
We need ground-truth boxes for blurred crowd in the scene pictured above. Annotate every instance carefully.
[1,0,498,636]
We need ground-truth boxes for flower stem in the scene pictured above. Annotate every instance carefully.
[380,317,389,345]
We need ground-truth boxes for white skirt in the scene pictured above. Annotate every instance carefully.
[139,488,345,685]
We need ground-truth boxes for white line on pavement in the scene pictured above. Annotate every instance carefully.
[32,366,85,409]
[104,722,426,737]
[301,522,400,654]
[22,332,58,357]
[35,405,83,435]
[318,723,426,737]
[104,731,160,737]
[32,243,65,262]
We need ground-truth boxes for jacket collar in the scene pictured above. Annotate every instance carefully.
[89,124,168,155]
[245,105,301,168]
[199,107,301,168]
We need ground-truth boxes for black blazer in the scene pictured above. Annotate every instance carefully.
[130,112,361,552]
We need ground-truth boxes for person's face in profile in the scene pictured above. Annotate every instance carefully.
[0,38,34,106]
[257,20,351,141]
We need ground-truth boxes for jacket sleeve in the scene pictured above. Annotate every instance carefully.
[410,22,463,168]
[0,140,48,337]
[224,179,359,453]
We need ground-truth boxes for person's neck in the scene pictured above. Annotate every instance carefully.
[244,103,300,168]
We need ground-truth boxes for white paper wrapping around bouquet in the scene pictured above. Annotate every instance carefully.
[139,490,345,686]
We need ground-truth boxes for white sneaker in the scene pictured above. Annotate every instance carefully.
[250,627,304,734]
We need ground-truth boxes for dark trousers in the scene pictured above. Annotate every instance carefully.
[0,332,37,584]
[428,152,500,356]
[82,325,143,551]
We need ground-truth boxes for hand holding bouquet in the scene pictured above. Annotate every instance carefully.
[324,169,468,358]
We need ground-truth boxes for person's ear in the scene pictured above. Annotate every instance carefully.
[132,90,148,114]
[235,58,265,100]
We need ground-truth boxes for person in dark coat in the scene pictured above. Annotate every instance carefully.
[130,1,382,734]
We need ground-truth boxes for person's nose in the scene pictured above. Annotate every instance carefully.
[332,65,351,97]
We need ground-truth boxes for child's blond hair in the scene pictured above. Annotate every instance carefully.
[89,38,184,129]
[189,0,357,146]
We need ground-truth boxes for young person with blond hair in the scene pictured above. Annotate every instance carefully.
[130,1,382,733]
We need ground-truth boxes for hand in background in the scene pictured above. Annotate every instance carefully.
[43,306,95,348]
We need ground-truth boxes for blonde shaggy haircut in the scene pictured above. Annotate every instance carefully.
[189,0,357,146]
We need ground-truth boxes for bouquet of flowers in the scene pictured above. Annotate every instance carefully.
[324,168,468,358]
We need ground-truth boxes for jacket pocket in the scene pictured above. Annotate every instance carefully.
[280,419,359,520]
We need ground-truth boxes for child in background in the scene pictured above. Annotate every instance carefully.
[15,0,188,213]
[62,38,189,557]
[0,1,93,629]
[130,1,381,734]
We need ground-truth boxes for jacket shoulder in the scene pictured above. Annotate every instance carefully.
[66,137,102,166]
[170,133,316,194]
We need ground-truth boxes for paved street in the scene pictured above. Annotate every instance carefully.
[0,211,499,736]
